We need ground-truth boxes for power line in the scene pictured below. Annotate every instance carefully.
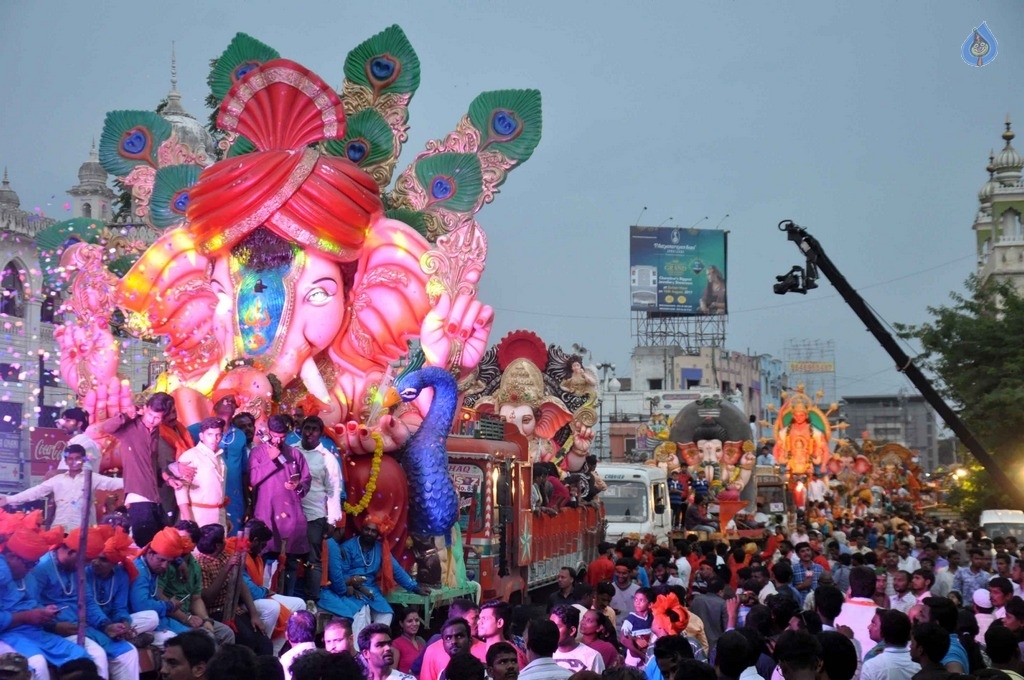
[490,254,975,320]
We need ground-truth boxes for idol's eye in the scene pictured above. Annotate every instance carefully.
[400,388,418,400]
[305,287,333,305]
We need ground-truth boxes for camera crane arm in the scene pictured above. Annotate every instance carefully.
[774,220,1024,508]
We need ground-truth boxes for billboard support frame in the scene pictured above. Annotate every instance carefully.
[631,311,727,354]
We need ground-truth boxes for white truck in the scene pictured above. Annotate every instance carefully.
[596,463,672,545]
[980,509,1024,540]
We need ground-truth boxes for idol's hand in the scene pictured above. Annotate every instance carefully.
[55,320,121,395]
[84,377,136,424]
[335,415,410,456]
[571,425,595,455]
[420,292,493,373]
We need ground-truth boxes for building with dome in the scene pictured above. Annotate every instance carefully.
[67,142,116,222]
[975,116,1024,289]
[0,55,216,491]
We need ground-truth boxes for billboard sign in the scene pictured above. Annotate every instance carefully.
[629,226,727,315]
[788,361,835,374]
[30,427,69,477]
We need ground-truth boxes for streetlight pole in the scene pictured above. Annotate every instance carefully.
[596,362,616,460]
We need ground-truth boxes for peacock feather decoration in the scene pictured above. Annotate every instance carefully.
[89,26,543,546]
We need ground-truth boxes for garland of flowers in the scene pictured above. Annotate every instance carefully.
[344,432,384,515]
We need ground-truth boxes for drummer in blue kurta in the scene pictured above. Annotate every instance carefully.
[0,527,90,680]
[187,396,249,531]
[33,528,140,680]
[318,521,429,640]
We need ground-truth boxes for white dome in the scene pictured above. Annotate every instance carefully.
[993,117,1022,184]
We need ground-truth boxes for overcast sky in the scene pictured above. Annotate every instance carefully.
[1,1,1022,399]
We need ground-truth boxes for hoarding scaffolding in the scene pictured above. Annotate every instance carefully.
[783,338,837,405]
[631,311,727,354]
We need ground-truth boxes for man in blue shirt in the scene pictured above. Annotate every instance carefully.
[33,528,140,680]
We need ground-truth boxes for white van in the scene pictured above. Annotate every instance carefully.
[980,509,1024,540]
[596,464,672,545]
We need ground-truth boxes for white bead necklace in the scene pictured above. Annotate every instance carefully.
[52,552,75,596]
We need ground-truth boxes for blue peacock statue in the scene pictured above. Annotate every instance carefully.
[392,366,461,541]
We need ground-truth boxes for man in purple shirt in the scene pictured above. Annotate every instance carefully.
[249,414,312,597]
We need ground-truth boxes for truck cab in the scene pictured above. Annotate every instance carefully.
[596,463,671,545]
[980,509,1024,541]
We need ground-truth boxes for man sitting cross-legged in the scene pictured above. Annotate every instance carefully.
[32,527,140,680]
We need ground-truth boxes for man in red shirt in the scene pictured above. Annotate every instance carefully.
[587,543,616,587]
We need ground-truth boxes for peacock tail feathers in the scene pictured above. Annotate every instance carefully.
[98,111,173,177]
[413,153,484,214]
[149,165,203,230]
[385,208,430,240]
[207,33,281,105]
[35,217,106,255]
[388,89,542,240]
[107,254,141,278]
[340,25,420,190]
[467,89,542,164]
[226,135,257,157]
[322,109,395,187]
[342,24,420,100]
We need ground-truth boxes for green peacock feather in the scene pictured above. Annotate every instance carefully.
[467,89,542,163]
[226,135,257,157]
[150,165,203,230]
[343,25,420,97]
[385,208,430,240]
[99,111,173,176]
[107,254,141,278]
[208,33,281,105]
[323,109,394,169]
[413,153,483,213]
[35,217,106,254]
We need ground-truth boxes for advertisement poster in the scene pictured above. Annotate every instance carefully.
[630,226,728,315]
[30,427,70,480]
[449,462,485,535]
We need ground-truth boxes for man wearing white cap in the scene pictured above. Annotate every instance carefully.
[972,589,995,644]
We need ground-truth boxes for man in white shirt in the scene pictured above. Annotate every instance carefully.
[0,443,122,529]
[896,541,921,573]
[789,523,810,546]
[806,474,828,505]
[835,566,883,657]
[860,609,920,680]
[549,605,604,673]
[280,611,318,680]
[295,416,344,602]
[53,407,102,472]
[889,571,916,614]
[519,620,572,680]
[174,417,227,527]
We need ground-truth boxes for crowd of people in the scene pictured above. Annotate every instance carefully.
[3,397,1024,680]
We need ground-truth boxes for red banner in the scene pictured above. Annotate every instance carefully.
[30,428,70,477]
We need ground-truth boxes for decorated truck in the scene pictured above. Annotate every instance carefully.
[452,330,608,602]
[444,418,605,604]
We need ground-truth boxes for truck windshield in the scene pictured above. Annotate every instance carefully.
[984,523,1024,540]
[602,481,648,522]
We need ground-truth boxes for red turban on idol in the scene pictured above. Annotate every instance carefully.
[187,59,383,262]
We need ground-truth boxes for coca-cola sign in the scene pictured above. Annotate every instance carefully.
[30,428,69,476]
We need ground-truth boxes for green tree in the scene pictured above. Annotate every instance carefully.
[897,275,1024,511]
